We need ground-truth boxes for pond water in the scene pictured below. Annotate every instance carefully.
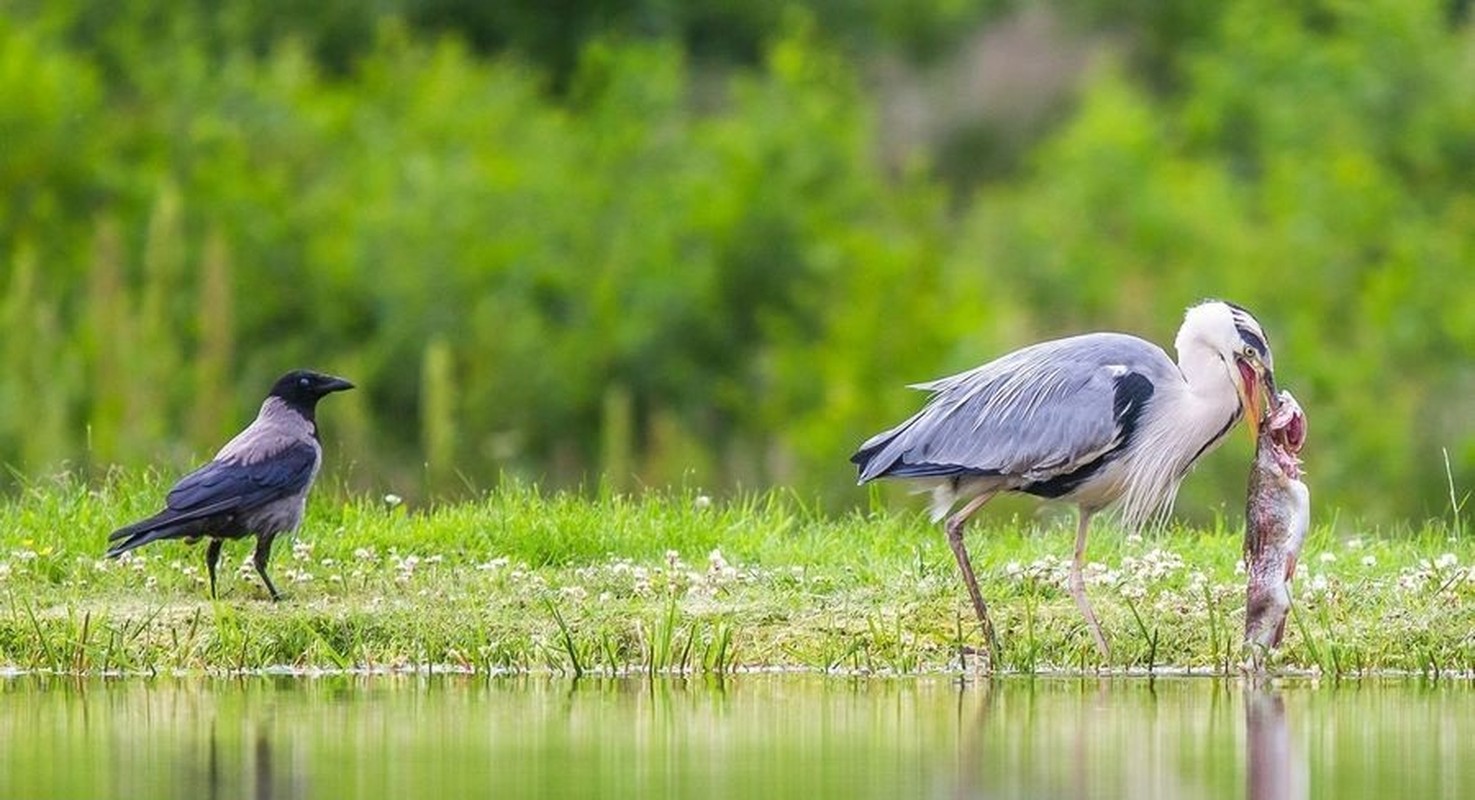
[2,673,1472,799]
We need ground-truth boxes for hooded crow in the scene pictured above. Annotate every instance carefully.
[106,369,355,600]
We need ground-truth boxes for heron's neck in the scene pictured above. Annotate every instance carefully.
[1176,342,1241,429]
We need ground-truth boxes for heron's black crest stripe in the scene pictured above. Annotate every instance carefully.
[1236,325,1269,359]
[1024,372,1155,499]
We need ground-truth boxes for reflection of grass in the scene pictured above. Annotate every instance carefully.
[4,471,1475,677]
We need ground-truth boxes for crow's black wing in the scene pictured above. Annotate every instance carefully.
[165,441,318,517]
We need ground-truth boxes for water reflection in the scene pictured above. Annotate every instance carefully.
[1245,687,1306,800]
[1,675,1471,799]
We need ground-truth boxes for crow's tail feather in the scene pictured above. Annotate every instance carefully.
[105,510,204,558]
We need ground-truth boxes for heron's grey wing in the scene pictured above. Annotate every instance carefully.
[852,336,1158,484]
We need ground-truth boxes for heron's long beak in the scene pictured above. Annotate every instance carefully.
[1245,382,1263,441]
[1261,368,1280,410]
[1237,358,1264,441]
[1237,357,1280,441]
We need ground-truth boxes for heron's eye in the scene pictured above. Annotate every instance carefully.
[1241,345,1257,359]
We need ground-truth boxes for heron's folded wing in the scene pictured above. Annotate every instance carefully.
[165,441,318,516]
[855,348,1154,483]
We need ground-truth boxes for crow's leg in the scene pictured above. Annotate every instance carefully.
[252,536,281,602]
[205,539,224,599]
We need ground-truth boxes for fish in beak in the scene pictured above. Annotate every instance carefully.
[1243,390,1310,670]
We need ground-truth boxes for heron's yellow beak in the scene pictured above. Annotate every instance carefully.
[1245,379,1262,441]
[1236,357,1265,441]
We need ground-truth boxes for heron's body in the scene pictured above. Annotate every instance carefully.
[855,332,1244,525]
[852,301,1279,661]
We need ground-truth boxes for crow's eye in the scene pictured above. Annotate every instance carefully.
[299,377,310,388]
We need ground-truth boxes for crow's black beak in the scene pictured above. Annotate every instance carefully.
[322,376,355,394]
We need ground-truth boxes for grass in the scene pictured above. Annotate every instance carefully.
[2,469,1474,678]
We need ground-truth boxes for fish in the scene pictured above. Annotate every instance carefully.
[1243,390,1309,669]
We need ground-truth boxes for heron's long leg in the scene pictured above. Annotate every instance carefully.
[1067,510,1110,659]
[205,539,223,599]
[252,536,281,602]
[945,491,1000,659]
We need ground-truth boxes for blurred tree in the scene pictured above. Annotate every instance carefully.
[0,0,1470,526]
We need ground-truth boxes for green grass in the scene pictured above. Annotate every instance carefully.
[2,470,1473,677]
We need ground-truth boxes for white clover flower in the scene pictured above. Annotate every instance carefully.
[292,540,314,562]
[354,547,377,562]
[384,493,403,508]
[1436,553,1459,571]
[1361,555,1377,567]
[707,548,738,583]
[1082,562,1110,581]
[694,495,712,510]
[1124,533,1145,546]
[559,585,588,602]
[1089,567,1122,587]
[1398,571,1428,592]
[0,562,10,580]
[477,557,511,571]
[286,568,314,584]
[1003,561,1023,579]
[1345,537,1364,550]
[1318,552,1337,564]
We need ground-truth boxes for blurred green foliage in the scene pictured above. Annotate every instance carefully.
[0,0,1471,524]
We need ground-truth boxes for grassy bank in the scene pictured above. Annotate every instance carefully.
[1,472,1472,677]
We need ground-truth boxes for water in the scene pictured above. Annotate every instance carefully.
[3,674,1473,799]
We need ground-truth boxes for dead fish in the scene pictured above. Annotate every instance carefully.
[1244,390,1309,668]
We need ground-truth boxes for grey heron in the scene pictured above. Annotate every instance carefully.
[851,300,1278,659]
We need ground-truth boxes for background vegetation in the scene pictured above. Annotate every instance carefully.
[1,0,1472,526]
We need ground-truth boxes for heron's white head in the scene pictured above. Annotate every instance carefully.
[1175,300,1278,438]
